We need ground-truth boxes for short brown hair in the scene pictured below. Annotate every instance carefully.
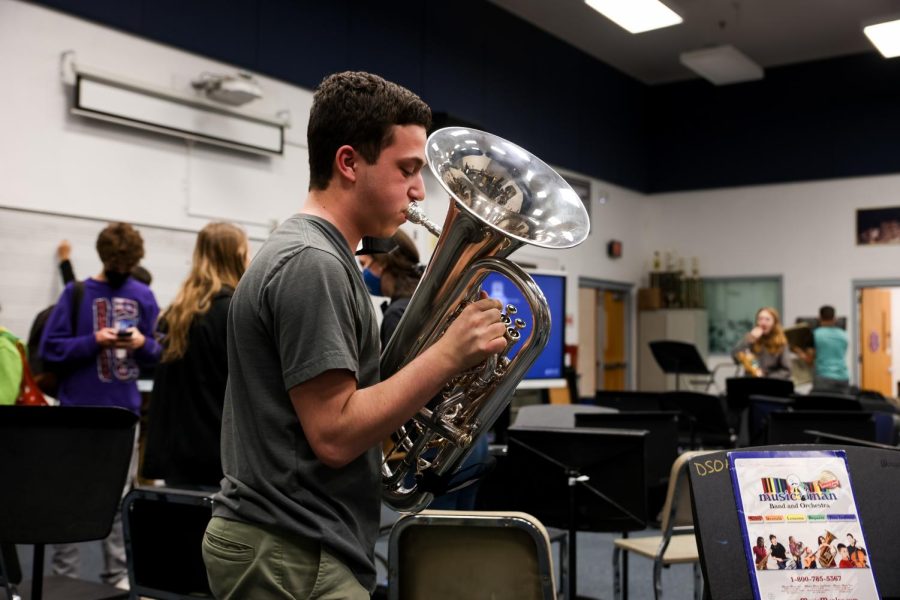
[307,71,431,190]
[96,222,144,272]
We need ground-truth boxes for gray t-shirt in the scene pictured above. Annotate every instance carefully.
[212,214,381,590]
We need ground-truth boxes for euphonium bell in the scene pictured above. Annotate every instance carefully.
[381,127,590,513]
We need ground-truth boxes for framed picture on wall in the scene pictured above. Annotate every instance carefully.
[857,206,900,245]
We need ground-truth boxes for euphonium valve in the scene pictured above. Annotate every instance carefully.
[380,127,590,513]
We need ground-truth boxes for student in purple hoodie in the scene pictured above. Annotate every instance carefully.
[39,221,161,589]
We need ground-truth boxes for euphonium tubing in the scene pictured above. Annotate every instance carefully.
[380,127,590,513]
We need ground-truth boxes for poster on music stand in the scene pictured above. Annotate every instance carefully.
[728,450,879,600]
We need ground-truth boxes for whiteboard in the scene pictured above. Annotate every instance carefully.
[0,0,313,240]
[187,142,308,227]
[0,207,262,341]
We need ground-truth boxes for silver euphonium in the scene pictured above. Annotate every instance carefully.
[380,127,590,513]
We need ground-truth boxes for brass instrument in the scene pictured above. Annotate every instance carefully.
[818,530,837,568]
[381,127,590,513]
[736,349,763,377]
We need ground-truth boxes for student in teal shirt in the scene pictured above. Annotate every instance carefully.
[796,305,849,393]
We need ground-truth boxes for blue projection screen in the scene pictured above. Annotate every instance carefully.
[481,271,566,383]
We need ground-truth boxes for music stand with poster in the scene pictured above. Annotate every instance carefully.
[504,425,648,600]
[687,445,900,600]
[649,341,712,391]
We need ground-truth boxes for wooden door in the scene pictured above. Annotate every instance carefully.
[577,287,597,398]
[860,288,892,396]
[603,291,627,391]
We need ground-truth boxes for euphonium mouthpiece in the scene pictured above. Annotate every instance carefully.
[405,202,442,237]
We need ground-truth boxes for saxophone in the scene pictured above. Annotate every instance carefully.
[380,127,590,513]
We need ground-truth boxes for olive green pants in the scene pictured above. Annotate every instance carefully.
[202,516,369,600]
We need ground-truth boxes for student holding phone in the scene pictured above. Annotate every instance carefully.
[39,222,161,590]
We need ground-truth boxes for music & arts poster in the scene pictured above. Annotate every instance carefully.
[729,450,879,600]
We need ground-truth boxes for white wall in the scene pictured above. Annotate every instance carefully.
[20,0,900,392]
[644,175,900,381]
[0,0,649,386]
[0,0,650,369]
[0,1,313,237]
[0,0,316,337]
[645,176,900,321]
[0,207,262,337]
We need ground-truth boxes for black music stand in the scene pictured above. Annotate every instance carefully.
[792,392,862,411]
[766,410,876,445]
[660,391,737,449]
[726,378,794,444]
[593,390,663,412]
[574,411,680,521]
[504,425,648,600]
[0,406,137,600]
[649,341,711,391]
[687,445,900,600]
[726,377,794,415]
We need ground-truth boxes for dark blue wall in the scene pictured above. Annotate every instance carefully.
[647,52,900,192]
[29,0,900,193]
[33,0,649,191]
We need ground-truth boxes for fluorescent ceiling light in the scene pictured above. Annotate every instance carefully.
[864,18,900,58]
[680,45,763,85]
[584,0,682,34]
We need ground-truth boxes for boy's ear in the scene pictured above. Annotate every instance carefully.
[335,145,357,182]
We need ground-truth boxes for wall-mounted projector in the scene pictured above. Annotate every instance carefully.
[192,72,263,106]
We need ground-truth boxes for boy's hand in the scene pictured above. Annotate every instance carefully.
[95,327,119,347]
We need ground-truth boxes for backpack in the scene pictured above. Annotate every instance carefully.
[0,327,47,406]
[26,281,84,396]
